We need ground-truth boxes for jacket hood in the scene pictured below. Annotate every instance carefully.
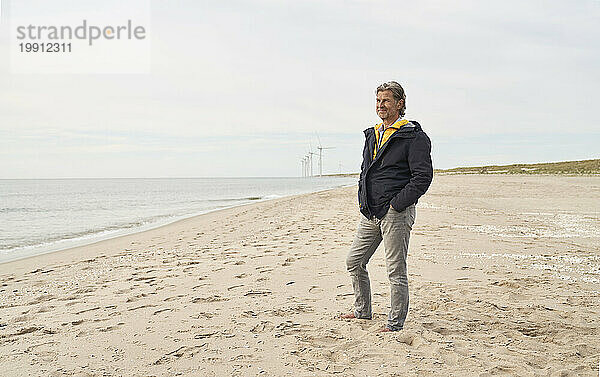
[363,120,422,136]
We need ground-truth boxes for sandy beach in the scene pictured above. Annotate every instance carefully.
[0,174,598,376]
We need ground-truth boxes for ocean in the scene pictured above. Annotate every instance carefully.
[0,176,357,263]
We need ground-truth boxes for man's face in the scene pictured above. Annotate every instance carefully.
[376,90,402,122]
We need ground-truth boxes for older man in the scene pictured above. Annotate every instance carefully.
[343,81,433,332]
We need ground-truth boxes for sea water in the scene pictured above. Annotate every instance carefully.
[0,177,357,263]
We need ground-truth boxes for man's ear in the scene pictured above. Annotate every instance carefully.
[397,99,404,110]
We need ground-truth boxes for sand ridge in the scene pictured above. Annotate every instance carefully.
[0,174,599,376]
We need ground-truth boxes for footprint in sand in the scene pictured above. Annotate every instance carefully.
[394,332,424,347]
[256,267,274,274]
[114,288,132,295]
[190,312,215,319]
[274,320,309,337]
[10,326,42,337]
[73,306,101,315]
[27,294,56,305]
[98,322,124,332]
[244,290,271,297]
[250,321,274,333]
[127,304,158,311]
[194,331,218,339]
[153,308,174,315]
[308,286,323,294]
[192,295,229,303]
[163,294,186,302]
[153,344,208,365]
[422,322,453,336]
[300,333,346,349]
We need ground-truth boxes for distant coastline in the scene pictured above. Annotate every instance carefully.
[330,159,600,177]
[436,159,600,175]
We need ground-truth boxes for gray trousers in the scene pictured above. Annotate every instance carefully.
[346,204,415,330]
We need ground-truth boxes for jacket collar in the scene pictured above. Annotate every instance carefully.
[364,121,419,165]
[364,120,418,136]
[376,117,409,133]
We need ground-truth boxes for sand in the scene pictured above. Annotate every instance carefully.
[1,174,599,376]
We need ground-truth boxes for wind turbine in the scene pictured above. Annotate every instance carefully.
[304,154,310,177]
[301,156,309,177]
[307,144,317,177]
[315,132,335,177]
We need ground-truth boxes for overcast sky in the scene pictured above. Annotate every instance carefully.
[1,0,599,178]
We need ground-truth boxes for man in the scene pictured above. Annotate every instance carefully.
[343,81,433,332]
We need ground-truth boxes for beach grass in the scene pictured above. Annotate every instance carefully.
[329,159,600,177]
[435,158,600,175]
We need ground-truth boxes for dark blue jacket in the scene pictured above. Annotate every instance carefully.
[358,121,433,219]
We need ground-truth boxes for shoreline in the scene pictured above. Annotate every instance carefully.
[1,183,357,266]
[0,184,354,269]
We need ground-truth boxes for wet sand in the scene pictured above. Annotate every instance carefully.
[0,174,598,376]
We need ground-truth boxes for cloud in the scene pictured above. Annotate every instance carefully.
[1,0,599,177]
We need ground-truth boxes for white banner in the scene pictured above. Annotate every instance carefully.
[7,0,151,74]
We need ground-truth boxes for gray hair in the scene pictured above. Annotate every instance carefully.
[376,81,406,117]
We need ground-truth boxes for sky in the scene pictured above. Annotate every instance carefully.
[1,0,599,178]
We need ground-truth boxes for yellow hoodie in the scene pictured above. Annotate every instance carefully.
[373,118,410,159]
